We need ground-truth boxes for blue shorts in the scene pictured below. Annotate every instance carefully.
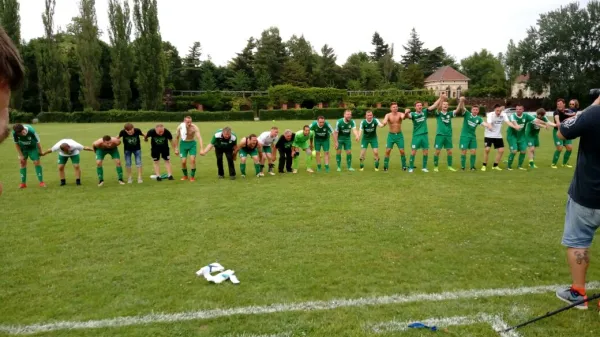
[561,196,600,248]
[125,149,142,168]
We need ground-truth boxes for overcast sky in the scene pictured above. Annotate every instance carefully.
[20,0,584,66]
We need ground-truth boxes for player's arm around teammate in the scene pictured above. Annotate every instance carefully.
[41,140,92,186]
[92,136,124,186]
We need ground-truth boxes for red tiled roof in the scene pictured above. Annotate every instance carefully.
[425,66,470,82]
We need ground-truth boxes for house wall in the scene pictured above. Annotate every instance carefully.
[424,80,469,98]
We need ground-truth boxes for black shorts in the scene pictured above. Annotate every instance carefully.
[151,147,170,161]
[484,137,504,149]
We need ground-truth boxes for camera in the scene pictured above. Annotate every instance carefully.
[590,88,600,100]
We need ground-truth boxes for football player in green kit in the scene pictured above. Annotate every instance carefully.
[457,104,493,171]
[12,124,46,188]
[404,96,443,173]
[333,110,360,172]
[309,116,334,172]
[358,110,384,171]
[292,125,315,173]
[507,104,550,170]
[526,108,556,169]
[433,94,459,172]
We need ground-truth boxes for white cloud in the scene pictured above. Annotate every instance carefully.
[20,0,585,66]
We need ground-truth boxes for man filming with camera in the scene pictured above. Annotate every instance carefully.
[555,90,600,310]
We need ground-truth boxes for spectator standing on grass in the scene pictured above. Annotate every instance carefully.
[275,129,295,173]
[118,123,145,184]
[0,27,25,195]
[201,127,238,180]
[555,94,600,310]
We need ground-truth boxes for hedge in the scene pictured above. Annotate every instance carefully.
[36,110,255,123]
[9,111,36,123]
[259,106,485,120]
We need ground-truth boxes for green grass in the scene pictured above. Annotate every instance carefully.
[0,119,598,337]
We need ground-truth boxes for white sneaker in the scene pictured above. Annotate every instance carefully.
[307,168,314,173]
[127,177,133,184]
[408,168,414,173]
[293,169,298,174]
[422,168,429,173]
[268,171,275,176]
[138,177,143,183]
[259,172,265,177]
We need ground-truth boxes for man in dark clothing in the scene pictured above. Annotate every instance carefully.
[201,127,237,179]
[145,124,175,181]
[555,95,600,310]
[275,129,295,173]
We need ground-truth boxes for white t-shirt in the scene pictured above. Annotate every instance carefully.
[485,112,510,139]
[258,131,278,147]
[51,139,84,156]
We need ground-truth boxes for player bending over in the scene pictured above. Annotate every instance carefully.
[93,135,124,186]
[309,116,334,172]
[526,108,556,168]
[145,124,175,181]
[333,110,360,172]
[235,134,262,178]
[41,139,93,186]
[118,123,145,184]
[292,125,315,174]
[257,126,279,176]
[13,124,46,188]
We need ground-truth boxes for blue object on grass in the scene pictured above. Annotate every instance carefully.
[408,322,438,331]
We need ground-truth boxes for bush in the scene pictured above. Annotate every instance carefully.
[36,110,255,123]
[9,111,35,123]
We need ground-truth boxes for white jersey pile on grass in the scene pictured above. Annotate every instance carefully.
[196,262,240,284]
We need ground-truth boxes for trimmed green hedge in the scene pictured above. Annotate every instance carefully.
[259,106,485,120]
[36,110,255,123]
[9,111,36,123]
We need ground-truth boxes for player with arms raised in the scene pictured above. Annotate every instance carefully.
[93,135,124,186]
[41,139,93,186]
[358,110,384,171]
[405,96,443,173]
[333,110,359,172]
[433,94,458,172]
[309,116,334,172]
[457,104,492,171]
[175,116,203,182]
[381,102,407,171]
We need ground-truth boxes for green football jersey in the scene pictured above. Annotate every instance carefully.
[294,129,315,143]
[508,113,535,139]
[12,125,39,150]
[460,111,484,138]
[310,121,334,140]
[211,129,237,150]
[525,116,548,137]
[410,109,429,135]
[435,111,455,136]
[360,118,381,139]
[335,118,356,138]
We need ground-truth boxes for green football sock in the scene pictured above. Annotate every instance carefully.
[336,154,341,168]
[346,154,352,168]
[182,168,188,177]
[508,153,515,168]
[409,155,415,169]
[96,167,104,181]
[374,159,379,169]
[191,168,196,177]
[384,157,390,169]
[360,158,365,169]
[19,167,26,183]
[470,154,476,169]
[529,160,535,168]
[552,150,561,165]
[116,166,123,180]
[423,155,428,168]
[433,155,439,167]
[306,155,313,168]
[240,163,246,175]
[254,164,260,174]
[34,165,43,182]
[317,164,322,170]
[447,154,453,167]
[518,153,525,167]
[260,164,265,172]
[325,164,330,170]
[401,155,407,168]
[293,156,299,169]
[563,150,572,164]
[460,154,466,169]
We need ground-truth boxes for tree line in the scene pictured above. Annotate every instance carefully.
[0,0,599,113]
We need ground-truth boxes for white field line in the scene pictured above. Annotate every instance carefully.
[226,333,291,337]
[367,313,522,337]
[1,281,598,335]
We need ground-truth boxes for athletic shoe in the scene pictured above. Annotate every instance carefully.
[19,183,26,189]
[556,288,588,310]
[408,168,414,173]
[461,168,466,171]
[518,167,527,171]
[348,168,355,172]
[470,168,476,171]
[360,168,364,171]
[532,164,539,169]
[422,168,429,173]
[230,176,236,180]
[39,182,47,188]
[127,177,133,184]
[492,166,502,171]
[293,169,298,174]
[481,166,487,172]
[138,178,143,183]
[374,168,379,172]
[118,179,125,185]
[60,181,66,186]
[507,168,513,171]
[551,164,558,169]
[307,168,314,173]
[448,167,457,172]
[402,167,407,171]
[259,172,265,177]
[241,175,246,178]
[325,167,330,173]
[563,164,573,168]
[190,177,196,182]
[268,171,275,176]
[98,180,104,187]
[168,176,175,180]
[256,174,261,178]
[218,176,224,179]
[434,167,439,172]
[181,176,188,181]
[336,167,342,172]
[156,176,162,181]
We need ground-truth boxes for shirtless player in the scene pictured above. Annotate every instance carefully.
[175,116,203,182]
[92,135,124,186]
[381,102,407,171]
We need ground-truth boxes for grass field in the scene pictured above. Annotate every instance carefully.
[1,118,598,337]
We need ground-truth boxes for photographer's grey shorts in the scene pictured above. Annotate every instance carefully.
[562,196,600,248]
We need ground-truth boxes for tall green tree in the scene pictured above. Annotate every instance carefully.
[107,0,132,109]
[281,59,309,87]
[198,58,217,91]
[163,41,183,90]
[0,0,23,108]
[401,28,424,66]
[254,27,287,85]
[460,49,507,97]
[36,0,70,111]
[370,32,389,61]
[71,0,101,110]
[313,44,341,87]
[286,34,316,84]
[401,63,425,89]
[421,46,458,76]
[182,41,202,90]
[229,37,255,86]
[510,1,600,100]
[132,0,166,110]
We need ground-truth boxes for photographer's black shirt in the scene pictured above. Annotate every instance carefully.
[554,109,576,129]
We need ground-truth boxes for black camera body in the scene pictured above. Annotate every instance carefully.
[590,88,600,100]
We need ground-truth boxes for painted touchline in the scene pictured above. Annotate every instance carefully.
[1,282,598,335]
